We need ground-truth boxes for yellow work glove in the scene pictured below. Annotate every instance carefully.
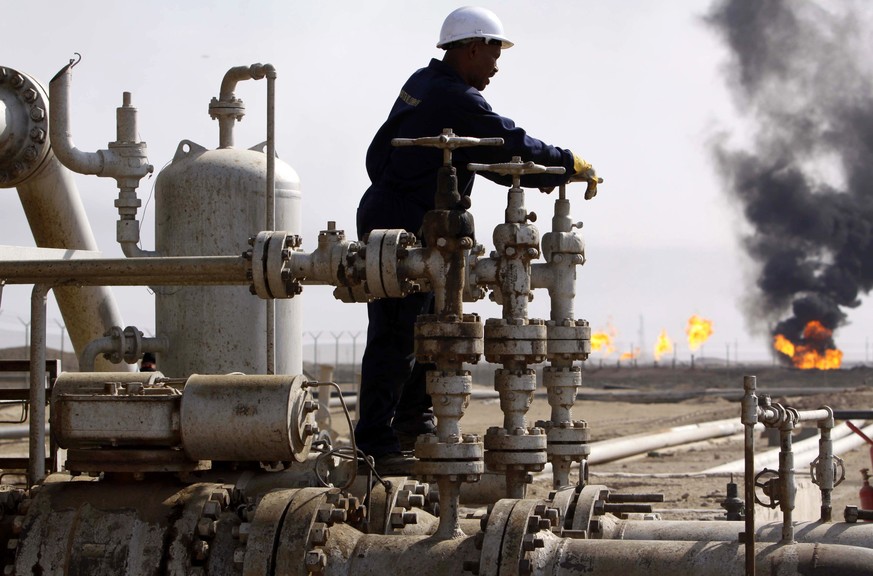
[571,153,603,200]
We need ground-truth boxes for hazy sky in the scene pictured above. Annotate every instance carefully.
[2,1,871,364]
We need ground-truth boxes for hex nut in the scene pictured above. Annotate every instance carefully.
[196,518,217,538]
[202,500,221,519]
[305,549,327,571]
[310,523,329,546]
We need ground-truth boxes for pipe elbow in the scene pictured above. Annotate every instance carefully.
[79,336,115,372]
[48,63,104,175]
[120,242,159,259]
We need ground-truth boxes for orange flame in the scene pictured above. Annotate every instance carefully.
[653,329,674,361]
[686,315,714,352]
[591,331,615,355]
[773,320,842,370]
[619,347,639,361]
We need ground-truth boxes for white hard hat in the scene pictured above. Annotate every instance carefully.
[437,6,514,49]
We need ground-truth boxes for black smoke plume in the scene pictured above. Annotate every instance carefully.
[706,0,873,360]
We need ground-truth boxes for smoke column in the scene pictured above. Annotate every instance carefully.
[706,0,873,358]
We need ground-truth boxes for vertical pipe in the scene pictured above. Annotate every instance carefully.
[265,69,277,375]
[28,284,48,486]
[779,423,796,543]
[818,408,835,522]
[741,375,757,576]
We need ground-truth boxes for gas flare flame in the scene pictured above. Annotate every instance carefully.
[773,320,842,370]
[653,329,674,361]
[619,347,639,361]
[591,331,615,355]
[686,315,714,352]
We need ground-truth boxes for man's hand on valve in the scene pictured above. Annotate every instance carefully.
[571,153,603,200]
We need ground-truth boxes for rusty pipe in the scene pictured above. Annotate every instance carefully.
[28,284,48,486]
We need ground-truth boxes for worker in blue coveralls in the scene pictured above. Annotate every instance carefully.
[355,6,601,475]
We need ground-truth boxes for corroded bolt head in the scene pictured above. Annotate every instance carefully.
[29,127,45,142]
[305,549,327,570]
[210,489,230,506]
[202,500,221,519]
[196,518,216,538]
[527,515,541,533]
[11,74,24,88]
[233,547,246,566]
[330,508,347,524]
[303,400,319,413]
[232,522,251,543]
[506,247,516,256]
[29,106,45,121]
[311,523,329,546]
[23,88,37,103]
[545,507,560,527]
[521,534,545,552]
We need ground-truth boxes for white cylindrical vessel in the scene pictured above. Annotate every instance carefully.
[155,140,301,377]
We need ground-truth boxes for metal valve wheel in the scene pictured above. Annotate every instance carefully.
[753,468,782,508]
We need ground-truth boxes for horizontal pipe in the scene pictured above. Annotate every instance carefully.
[794,408,832,423]
[0,256,248,286]
[834,410,873,420]
[704,421,872,474]
[0,425,48,440]
[548,538,873,576]
[599,515,873,549]
[534,418,762,482]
